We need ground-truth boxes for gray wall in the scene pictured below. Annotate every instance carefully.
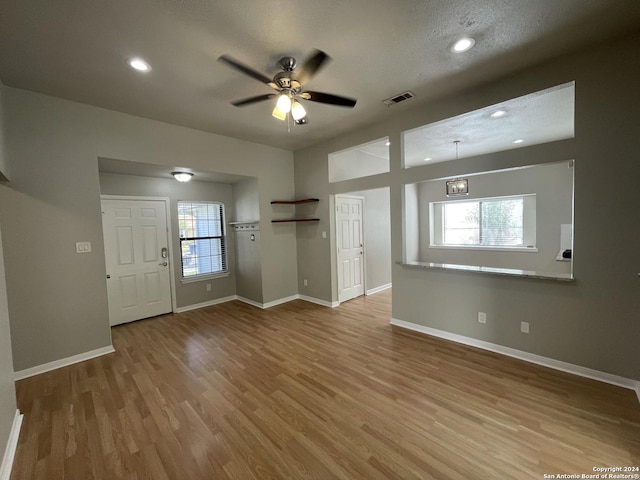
[0,226,17,458]
[294,32,640,381]
[99,173,237,308]
[232,178,263,303]
[349,188,392,292]
[415,161,573,275]
[0,86,296,372]
[0,82,8,181]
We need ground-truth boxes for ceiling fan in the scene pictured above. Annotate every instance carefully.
[218,49,357,125]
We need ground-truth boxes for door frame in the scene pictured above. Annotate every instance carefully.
[334,194,366,305]
[100,195,178,316]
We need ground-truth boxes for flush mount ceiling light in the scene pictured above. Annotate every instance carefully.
[451,37,476,53]
[172,172,193,182]
[513,139,524,144]
[490,109,507,118]
[128,57,151,72]
[424,157,432,161]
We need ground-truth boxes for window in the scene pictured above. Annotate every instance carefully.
[177,201,227,279]
[431,195,536,249]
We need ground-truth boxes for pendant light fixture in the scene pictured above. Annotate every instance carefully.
[446,141,468,196]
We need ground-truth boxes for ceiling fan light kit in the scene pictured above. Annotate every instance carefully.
[276,94,292,113]
[291,100,307,121]
[218,49,356,126]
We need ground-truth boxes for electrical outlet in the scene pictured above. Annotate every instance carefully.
[478,312,486,324]
[303,279,308,287]
[206,283,211,292]
[521,321,530,334]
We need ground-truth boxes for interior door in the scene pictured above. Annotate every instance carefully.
[101,198,172,326]
[336,195,365,303]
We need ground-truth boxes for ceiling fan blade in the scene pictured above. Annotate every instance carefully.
[231,93,277,107]
[218,54,273,86]
[301,91,357,108]
[294,49,331,86]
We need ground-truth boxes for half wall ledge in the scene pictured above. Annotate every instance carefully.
[398,261,575,282]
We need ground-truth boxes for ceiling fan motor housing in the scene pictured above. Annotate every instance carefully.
[278,56,297,71]
[273,71,301,91]
[219,49,356,112]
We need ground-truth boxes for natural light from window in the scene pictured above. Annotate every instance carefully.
[439,197,526,247]
[178,201,227,279]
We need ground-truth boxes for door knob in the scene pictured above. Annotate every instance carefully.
[159,262,168,266]
[106,274,111,279]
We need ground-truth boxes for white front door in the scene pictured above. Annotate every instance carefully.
[101,198,172,326]
[336,195,365,303]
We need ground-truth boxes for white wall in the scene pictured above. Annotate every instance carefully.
[294,32,640,381]
[0,87,297,372]
[329,148,389,183]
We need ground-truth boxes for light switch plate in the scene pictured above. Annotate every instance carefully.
[76,242,92,253]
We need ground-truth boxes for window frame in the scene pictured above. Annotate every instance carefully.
[177,201,228,282]
[429,194,537,252]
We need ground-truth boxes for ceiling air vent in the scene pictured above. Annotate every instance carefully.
[382,91,416,106]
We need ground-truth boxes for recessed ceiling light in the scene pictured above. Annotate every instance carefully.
[451,37,476,53]
[128,57,151,72]
[385,141,391,146]
[490,109,507,118]
[424,157,432,161]
[513,139,524,144]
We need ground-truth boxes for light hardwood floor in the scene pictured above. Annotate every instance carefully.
[11,290,640,479]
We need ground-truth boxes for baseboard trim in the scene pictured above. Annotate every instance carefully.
[0,410,22,480]
[263,295,300,309]
[177,294,338,311]
[174,295,237,313]
[298,295,339,308]
[390,318,640,402]
[14,345,115,381]
[236,296,264,309]
[366,283,392,295]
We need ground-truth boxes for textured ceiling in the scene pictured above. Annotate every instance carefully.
[1,1,639,152]
[403,82,575,167]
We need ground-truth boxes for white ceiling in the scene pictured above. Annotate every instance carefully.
[1,1,639,152]
[403,82,575,167]
[98,157,252,184]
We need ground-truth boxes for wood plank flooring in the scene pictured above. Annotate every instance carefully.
[11,290,640,479]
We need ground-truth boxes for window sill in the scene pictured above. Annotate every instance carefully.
[398,261,574,281]
[181,271,230,284]
[429,245,538,253]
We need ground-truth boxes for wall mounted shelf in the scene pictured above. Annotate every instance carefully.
[270,198,319,205]
[271,198,320,223]
[271,218,319,223]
